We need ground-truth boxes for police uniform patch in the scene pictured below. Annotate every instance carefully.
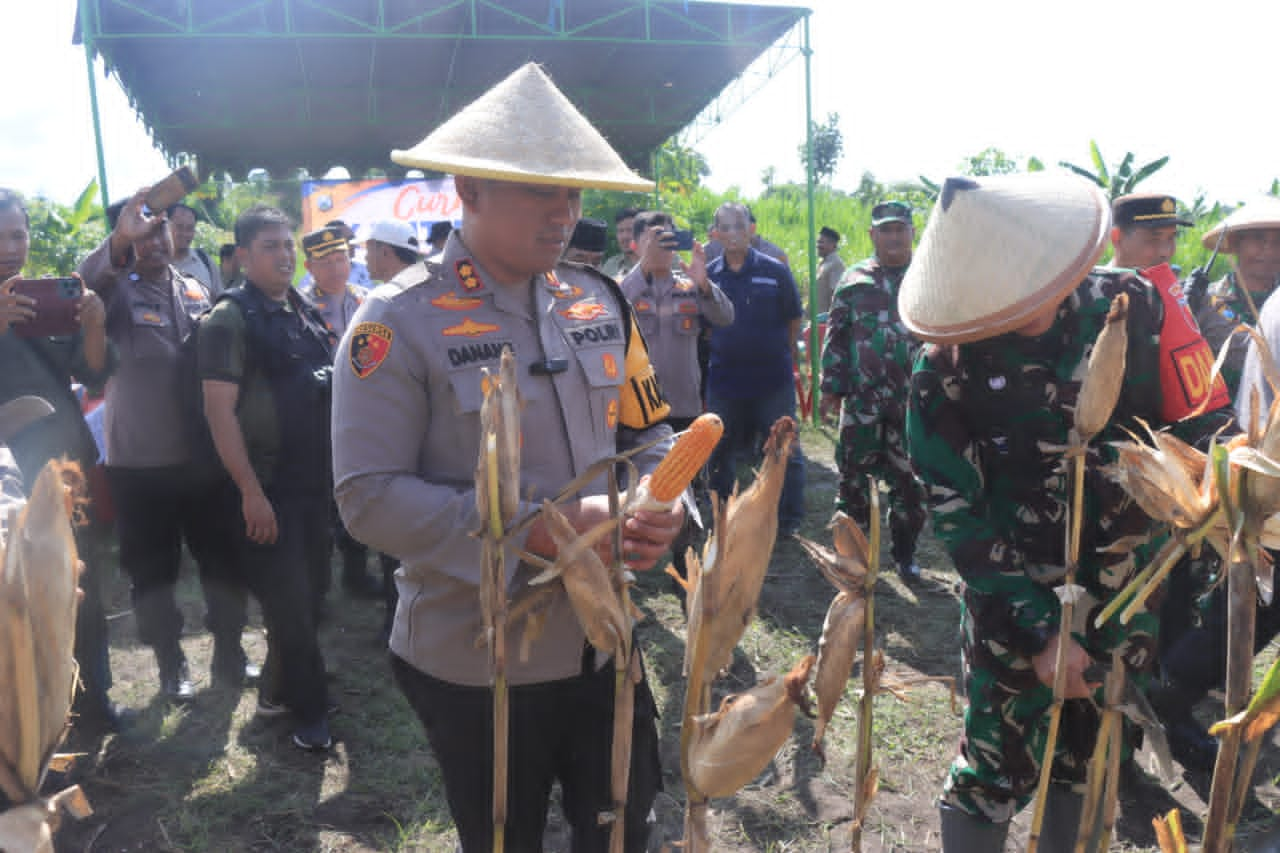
[634,300,652,312]
[431,292,484,310]
[676,301,699,314]
[607,398,619,429]
[681,316,695,332]
[350,322,394,379]
[559,301,609,322]
[443,317,502,338]
[456,259,483,292]
[554,284,584,299]
[602,353,618,379]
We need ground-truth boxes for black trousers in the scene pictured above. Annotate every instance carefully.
[72,521,113,711]
[225,485,331,724]
[1162,576,1280,696]
[391,649,661,853]
[106,465,247,657]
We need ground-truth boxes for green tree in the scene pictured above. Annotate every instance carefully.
[961,147,1021,177]
[1059,140,1169,200]
[654,139,710,197]
[799,112,844,184]
[25,179,107,276]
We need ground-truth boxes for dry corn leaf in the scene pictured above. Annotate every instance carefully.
[808,591,865,760]
[687,656,814,798]
[694,417,796,683]
[0,461,80,799]
[530,501,629,660]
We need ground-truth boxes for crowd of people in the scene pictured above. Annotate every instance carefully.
[5,58,1280,850]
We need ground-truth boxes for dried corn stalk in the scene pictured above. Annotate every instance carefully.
[1152,808,1189,853]
[475,349,522,853]
[794,511,870,762]
[1028,293,1127,853]
[676,416,797,853]
[692,416,797,684]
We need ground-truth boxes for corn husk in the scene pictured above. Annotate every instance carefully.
[0,461,81,803]
[691,416,796,684]
[528,501,629,660]
[1073,292,1128,442]
[0,785,91,853]
[686,656,813,798]
[794,512,871,760]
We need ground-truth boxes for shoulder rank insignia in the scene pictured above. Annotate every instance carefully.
[350,322,394,379]
[443,317,502,338]
[431,292,484,311]
[559,300,609,322]
[456,259,483,292]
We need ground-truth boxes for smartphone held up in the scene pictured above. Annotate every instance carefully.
[10,277,83,338]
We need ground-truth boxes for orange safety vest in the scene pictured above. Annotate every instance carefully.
[1144,263,1230,421]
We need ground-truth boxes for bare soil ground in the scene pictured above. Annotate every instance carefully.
[49,424,1280,851]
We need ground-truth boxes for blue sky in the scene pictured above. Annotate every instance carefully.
[10,1,1279,208]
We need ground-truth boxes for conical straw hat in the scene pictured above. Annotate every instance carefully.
[1201,195,1280,250]
[392,63,654,193]
[899,172,1110,345]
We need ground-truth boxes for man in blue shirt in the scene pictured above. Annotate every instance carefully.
[704,201,806,534]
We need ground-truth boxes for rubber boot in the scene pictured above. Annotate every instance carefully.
[939,802,1008,852]
[1039,785,1084,853]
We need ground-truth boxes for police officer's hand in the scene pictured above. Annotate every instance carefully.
[0,276,36,334]
[678,240,710,294]
[109,189,165,262]
[819,392,842,423]
[241,489,278,545]
[1032,632,1101,699]
[75,285,105,332]
[621,476,685,570]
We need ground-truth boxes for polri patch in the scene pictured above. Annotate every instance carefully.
[350,322,394,379]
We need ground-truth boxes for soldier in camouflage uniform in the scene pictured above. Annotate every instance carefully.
[900,175,1233,851]
[820,200,925,581]
[1194,196,1280,398]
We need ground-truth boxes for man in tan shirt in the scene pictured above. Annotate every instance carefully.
[332,64,683,851]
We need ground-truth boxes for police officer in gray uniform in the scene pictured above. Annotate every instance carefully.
[332,63,684,852]
[81,193,252,700]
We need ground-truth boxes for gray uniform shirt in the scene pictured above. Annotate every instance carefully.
[172,249,224,298]
[816,252,846,315]
[332,234,672,687]
[79,241,211,468]
[299,281,365,341]
[620,265,733,418]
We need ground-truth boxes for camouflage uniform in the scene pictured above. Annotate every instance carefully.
[1196,272,1271,399]
[906,269,1233,822]
[820,257,925,569]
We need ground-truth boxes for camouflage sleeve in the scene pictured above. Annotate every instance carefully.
[819,278,858,396]
[906,346,1060,655]
[820,273,906,421]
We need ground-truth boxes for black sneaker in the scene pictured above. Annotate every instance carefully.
[256,697,290,719]
[291,718,332,751]
[896,560,922,584]
[159,659,196,704]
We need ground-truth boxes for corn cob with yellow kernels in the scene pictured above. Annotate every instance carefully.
[629,413,722,512]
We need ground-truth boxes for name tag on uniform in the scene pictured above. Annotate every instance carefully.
[130,304,168,327]
[750,277,778,286]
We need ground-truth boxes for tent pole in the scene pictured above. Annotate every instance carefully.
[802,13,819,424]
[80,0,111,209]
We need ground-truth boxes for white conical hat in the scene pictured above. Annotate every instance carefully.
[1201,195,1280,250]
[899,172,1110,345]
[391,63,654,193]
